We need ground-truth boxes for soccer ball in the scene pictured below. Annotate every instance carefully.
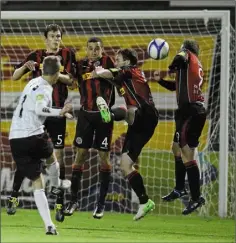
[147,38,169,60]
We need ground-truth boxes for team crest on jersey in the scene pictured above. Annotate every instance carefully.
[76,137,83,145]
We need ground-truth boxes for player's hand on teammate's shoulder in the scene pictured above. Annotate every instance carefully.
[23,60,37,71]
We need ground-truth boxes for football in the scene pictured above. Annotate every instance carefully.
[147,38,169,60]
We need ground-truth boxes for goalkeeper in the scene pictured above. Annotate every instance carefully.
[156,40,206,215]
[93,48,159,220]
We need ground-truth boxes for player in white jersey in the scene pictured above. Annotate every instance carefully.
[9,56,72,235]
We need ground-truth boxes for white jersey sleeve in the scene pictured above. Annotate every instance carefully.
[34,86,61,117]
[9,77,62,139]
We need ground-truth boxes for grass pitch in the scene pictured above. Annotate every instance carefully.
[1,209,234,242]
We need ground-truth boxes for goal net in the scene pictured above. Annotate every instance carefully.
[1,11,235,217]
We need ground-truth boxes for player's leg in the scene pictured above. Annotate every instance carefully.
[6,168,23,215]
[64,110,93,216]
[111,105,127,121]
[121,107,158,220]
[93,119,113,219]
[32,173,58,235]
[162,109,188,202]
[45,117,69,222]
[10,135,58,235]
[162,141,187,202]
[64,147,87,216]
[180,106,207,215]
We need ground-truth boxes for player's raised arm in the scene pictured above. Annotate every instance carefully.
[12,51,38,81]
[34,56,72,117]
[154,70,176,91]
[58,48,77,85]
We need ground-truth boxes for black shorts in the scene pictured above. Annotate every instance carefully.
[10,133,53,181]
[73,109,113,151]
[173,103,207,148]
[122,105,159,162]
[44,117,66,149]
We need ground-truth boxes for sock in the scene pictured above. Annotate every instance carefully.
[127,170,148,204]
[56,189,64,205]
[59,165,66,180]
[71,164,83,202]
[34,189,54,229]
[47,161,60,188]
[174,156,186,191]
[11,169,25,198]
[98,165,111,205]
[185,160,201,201]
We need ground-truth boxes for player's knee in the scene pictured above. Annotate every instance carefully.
[46,152,57,165]
[111,106,127,121]
[32,174,44,190]
[120,153,133,175]
[54,148,64,165]
[172,142,181,157]
[74,148,87,166]
[181,144,196,161]
[98,151,110,164]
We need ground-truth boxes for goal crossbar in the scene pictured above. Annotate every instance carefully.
[1,10,230,20]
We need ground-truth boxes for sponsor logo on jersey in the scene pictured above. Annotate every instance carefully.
[82,72,92,80]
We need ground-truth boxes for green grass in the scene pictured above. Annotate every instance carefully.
[1,209,234,242]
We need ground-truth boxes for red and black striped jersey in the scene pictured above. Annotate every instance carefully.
[169,49,204,107]
[112,66,155,108]
[15,48,76,108]
[77,55,115,111]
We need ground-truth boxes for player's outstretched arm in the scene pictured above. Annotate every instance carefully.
[57,73,73,85]
[154,70,176,91]
[12,61,37,81]
[92,66,114,79]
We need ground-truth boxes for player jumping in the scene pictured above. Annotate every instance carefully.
[93,48,159,220]
[156,40,206,215]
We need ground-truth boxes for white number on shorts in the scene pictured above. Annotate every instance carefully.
[57,135,63,145]
[101,137,108,148]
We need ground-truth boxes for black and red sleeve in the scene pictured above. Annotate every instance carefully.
[168,51,188,71]
[62,48,77,77]
[14,51,37,74]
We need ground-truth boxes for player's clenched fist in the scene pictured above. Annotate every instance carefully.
[23,60,37,71]
[60,103,73,118]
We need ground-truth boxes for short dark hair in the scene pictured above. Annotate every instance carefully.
[42,56,61,75]
[87,37,103,46]
[183,39,199,56]
[117,48,138,66]
[44,24,63,38]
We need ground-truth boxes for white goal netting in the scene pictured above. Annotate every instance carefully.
[1,14,235,217]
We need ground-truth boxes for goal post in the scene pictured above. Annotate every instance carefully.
[1,10,233,218]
